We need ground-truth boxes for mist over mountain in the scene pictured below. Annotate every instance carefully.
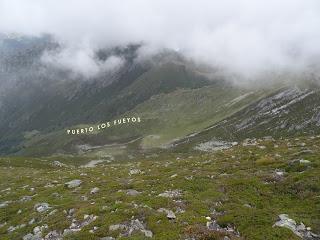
[1,1,320,156]
[1,0,320,82]
[2,3,320,240]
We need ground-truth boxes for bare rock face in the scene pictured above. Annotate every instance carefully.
[273,214,320,240]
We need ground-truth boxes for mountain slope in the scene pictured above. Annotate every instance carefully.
[0,41,212,155]
[15,84,277,157]
[173,84,320,151]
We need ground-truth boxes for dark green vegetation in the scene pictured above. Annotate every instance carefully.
[1,136,320,239]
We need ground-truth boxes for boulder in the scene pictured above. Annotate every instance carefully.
[90,187,100,194]
[65,179,82,188]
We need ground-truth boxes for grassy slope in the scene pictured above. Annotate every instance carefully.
[175,86,320,152]
[1,135,319,239]
[17,83,278,157]
[0,61,210,155]
[2,62,213,156]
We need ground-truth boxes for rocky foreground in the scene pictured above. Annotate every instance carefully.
[0,136,320,240]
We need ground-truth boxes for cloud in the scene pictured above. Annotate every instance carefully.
[41,47,124,78]
[1,0,320,79]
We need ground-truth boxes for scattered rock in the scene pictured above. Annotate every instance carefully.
[51,192,60,198]
[158,208,176,219]
[89,226,99,233]
[65,214,98,233]
[195,140,236,152]
[8,224,26,232]
[0,201,11,208]
[109,219,153,238]
[52,161,68,167]
[206,220,240,237]
[90,187,100,194]
[263,136,274,141]
[273,214,320,239]
[109,224,125,231]
[65,179,82,188]
[243,203,253,208]
[126,189,141,196]
[0,222,7,228]
[100,237,115,240]
[290,159,311,165]
[28,219,35,225]
[299,159,311,164]
[34,203,51,213]
[44,230,63,240]
[81,159,107,168]
[48,209,58,216]
[129,169,142,175]
[275,170,285,176]
[33,225,48,236]
[20,195,34,202]
[81,195,88,201]
[242,138,257,146]
[23,233,41,240]
[158,189,182,198]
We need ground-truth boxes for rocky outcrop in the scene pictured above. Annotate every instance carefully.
[273,214,320,240]
[109,219,153,238]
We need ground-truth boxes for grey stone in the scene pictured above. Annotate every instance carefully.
[44,230,63,240]
[22,233,42,240]
[7,224,26,233]
[20,195,33,202]
[109,219,153,238]
[157,208,176,219]
[0,201,11,208]
[90,187,100,194]
[34,203,50,213]
[52,161,67,167]
[129,169,142,175]
[273,214,320,239]
[158,189,182,198]
[65,179,82,188]
[126,189,140,196]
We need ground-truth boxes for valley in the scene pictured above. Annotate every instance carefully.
[1,35,320,240]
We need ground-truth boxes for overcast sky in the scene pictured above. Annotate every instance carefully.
[1,0,320,79]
